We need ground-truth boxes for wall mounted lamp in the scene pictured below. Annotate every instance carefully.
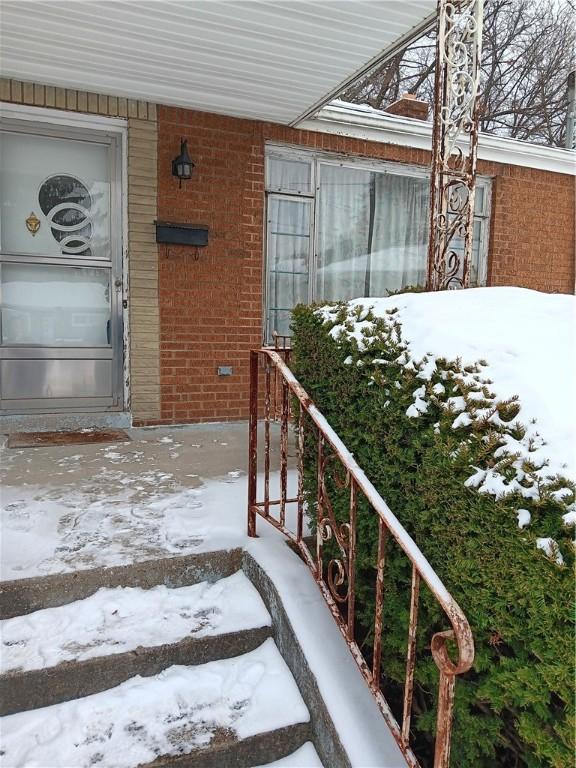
[172,138,195,187]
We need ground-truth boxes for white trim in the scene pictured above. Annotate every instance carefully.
[0,102,127,132]
[120,126,130,414]
[298,102,576,176]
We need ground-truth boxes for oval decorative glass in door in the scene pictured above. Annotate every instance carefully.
[38,174,93,256]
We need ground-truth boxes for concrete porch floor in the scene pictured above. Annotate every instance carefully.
[1,422,282,582]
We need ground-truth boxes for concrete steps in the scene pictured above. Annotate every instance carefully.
[0,549,244,619]
[1,572,272,715]
[1,640,312,768]
[0,551,339,767]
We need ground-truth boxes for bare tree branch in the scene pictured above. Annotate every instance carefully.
[341,0,576,147]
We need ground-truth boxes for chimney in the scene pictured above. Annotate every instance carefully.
[384,93,429,121]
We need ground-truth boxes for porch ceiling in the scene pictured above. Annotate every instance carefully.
[0,0,435,125]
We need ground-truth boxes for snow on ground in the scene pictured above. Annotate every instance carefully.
[329,287,576,482]
[1,639,309,768]
[0,424,304,581]
[0,427,251,580]
[1,571,271,674]
[248,535,407,767]
[256,742,323,767]
[0,482,212,579]
[2,479,215,578]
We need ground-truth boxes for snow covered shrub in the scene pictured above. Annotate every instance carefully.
[291,299,574,768]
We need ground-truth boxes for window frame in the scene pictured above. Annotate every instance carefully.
[264,192,315,344]
[264,143,492,343]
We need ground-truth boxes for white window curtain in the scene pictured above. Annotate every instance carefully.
[266,157,312,195]
[264,151,489,340]
[316,164,429,302]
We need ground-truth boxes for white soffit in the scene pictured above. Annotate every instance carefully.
[300,101,576,175]
[0,0,435,126]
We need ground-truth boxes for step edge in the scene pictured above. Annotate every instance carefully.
[242,551,351,768]
[0,625,272,716]
[142,721,313,768]
[0,548,244,619]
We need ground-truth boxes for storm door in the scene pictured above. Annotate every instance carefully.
[0,122,123,413]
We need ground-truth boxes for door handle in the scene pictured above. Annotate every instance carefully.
[114,279,127,307]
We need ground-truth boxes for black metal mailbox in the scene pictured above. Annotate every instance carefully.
[155,222,209,246]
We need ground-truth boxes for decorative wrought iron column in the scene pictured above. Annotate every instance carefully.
[427,0,484,291]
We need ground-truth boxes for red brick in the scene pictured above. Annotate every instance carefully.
[156,104,575,426]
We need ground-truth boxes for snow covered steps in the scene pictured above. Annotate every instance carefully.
[0,549,244,620]
[1,571,272,715]
[1,638,317,768]
[0,550,343,766]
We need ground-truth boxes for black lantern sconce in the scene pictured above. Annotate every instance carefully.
[172,138,195,187]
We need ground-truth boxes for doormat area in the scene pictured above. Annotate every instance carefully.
[6,429,131,449]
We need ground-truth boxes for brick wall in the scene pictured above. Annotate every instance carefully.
[487,168,575,291]
[156,110,265,424]
[157,105,574,425]
[1,79,161,422]
[156,108,432,425]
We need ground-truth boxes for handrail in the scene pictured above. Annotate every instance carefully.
[248,348,474,768]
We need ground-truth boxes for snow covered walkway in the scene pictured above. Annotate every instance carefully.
[1,424,250,581]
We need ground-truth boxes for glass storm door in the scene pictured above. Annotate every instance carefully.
[0,124,123,413]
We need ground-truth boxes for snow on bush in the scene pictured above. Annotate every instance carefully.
[292,289,575,766]
[320,287,576,561]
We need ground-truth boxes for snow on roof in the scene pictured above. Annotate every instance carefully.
[301,100,576,175]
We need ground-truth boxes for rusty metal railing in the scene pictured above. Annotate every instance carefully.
[248,348,474,768]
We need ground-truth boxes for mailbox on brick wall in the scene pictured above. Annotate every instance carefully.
[155,222,209,247]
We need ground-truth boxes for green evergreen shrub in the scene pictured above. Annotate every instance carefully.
[291,301,575,768]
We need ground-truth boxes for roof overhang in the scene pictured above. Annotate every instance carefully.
[0,0,436,126]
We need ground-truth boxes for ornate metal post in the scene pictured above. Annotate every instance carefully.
[427,0,484,290]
